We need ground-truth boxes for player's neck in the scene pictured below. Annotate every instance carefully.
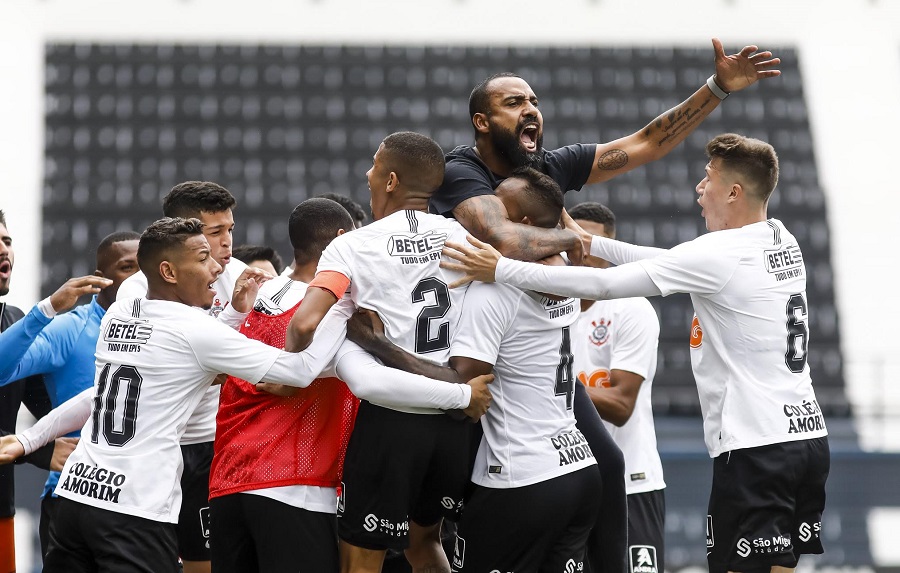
[474,141,513,177]
[288,260,317,284]
[580,299,596,312]
[721,208,768,231]
[378,197,430,220]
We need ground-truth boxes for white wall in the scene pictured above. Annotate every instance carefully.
[1,0,899,447]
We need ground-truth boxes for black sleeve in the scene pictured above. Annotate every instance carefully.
[21,374,52,420]
[543,143,597,192]
[430,158,496,217]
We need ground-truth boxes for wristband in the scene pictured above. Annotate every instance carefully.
[706,74,730,100]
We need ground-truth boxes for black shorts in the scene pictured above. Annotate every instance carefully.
[338,401,470,551]
[451,465,602,573]
[707,436,830,573]
[179,441,214,561]
[627,489,665,573]
[44,496,179,573]
[209,492,338,573]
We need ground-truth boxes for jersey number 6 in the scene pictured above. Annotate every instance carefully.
[784,293,809,373]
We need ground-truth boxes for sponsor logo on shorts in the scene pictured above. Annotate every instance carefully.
[736,533,792,558]
[564,558,584,572]
[199,507,210,539]
[452,535,466,568]
[362,513,409,537]
[783,399,826,434]
[588,318,611,346]
[441,496,456,510]
[706,515,714,548]
[337,482,346,514]
[798,521,821,542]
[629,545,658,573]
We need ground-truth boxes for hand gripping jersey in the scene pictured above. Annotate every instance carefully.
[573,298,665,495]
[117,258,249,444]
[312,210,469,413]
[210,297,359,500]
[54,298,282,523]
[637,219,827,456]
[451,282,597,488]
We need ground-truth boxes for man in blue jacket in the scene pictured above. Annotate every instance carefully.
[0,229,140,557]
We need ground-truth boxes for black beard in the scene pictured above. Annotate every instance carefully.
[0,287,7,297]
[490,124,545,170]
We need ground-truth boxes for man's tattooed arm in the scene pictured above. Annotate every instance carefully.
[586,84,720,185]
[452,194,578,262]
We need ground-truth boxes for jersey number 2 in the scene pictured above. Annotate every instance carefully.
[784,293,809,373]
[412,277,451,354]
[555,326,575,409]
[91,363,142,447]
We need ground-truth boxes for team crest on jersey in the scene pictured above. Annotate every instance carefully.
[629,546,658,573]
[209,298,226,317]
[690,315,703,348]
[388,230,447,265]
[589,318,611,346]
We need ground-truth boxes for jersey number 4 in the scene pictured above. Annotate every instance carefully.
[555,326,575,409]
[91,363,142,447]
[784,293,809,373]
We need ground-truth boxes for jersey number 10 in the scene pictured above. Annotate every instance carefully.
[91,363,142,447]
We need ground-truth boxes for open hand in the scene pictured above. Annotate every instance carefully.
[230,267,273,313]
[50,276,113,313]
[440,235,503,288]
[462,374,494,420]
[711,38,781,93]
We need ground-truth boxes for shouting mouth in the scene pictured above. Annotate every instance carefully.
[519,123,539,152]
[0,259,11,281]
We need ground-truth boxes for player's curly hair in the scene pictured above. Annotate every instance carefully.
[506,167,564,229]
[163,181,236,218]
[706,134,780,202]
[137,217,205,275]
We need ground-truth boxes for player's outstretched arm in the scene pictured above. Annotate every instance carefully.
[453,194,582,263]
[585,38,781,186]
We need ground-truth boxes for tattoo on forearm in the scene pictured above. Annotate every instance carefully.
[655,95,714,147]
[597,149,628,171]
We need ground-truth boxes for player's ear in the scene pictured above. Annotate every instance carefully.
[336,228,347,237]
[386,171,399,193]
[729,183,742,203]
[158,261,177,284]
[521,215,532,226]
[93,269,105,279]
[473,113,489,134]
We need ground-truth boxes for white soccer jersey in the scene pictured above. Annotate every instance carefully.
[316,209,469,413]
[573,298,665,495]
[55,298,282,523]
[117,258,248,443]
[452,282,596,489]
[637,219,827,456]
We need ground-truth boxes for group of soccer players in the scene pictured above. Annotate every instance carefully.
[0,36,830,573]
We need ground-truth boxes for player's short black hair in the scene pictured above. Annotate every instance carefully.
[568,202,616,235]
[162,181,237,218]
[706,133,780,203]
[507,167,564,228]
[233,244,284,275]
[469,72,522,120]
[315,192,368,226]
[0,209,6,228]
[137,217,204,276]
[96,230,141,267]
[289,198,354,266]
[380,132,445,196]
